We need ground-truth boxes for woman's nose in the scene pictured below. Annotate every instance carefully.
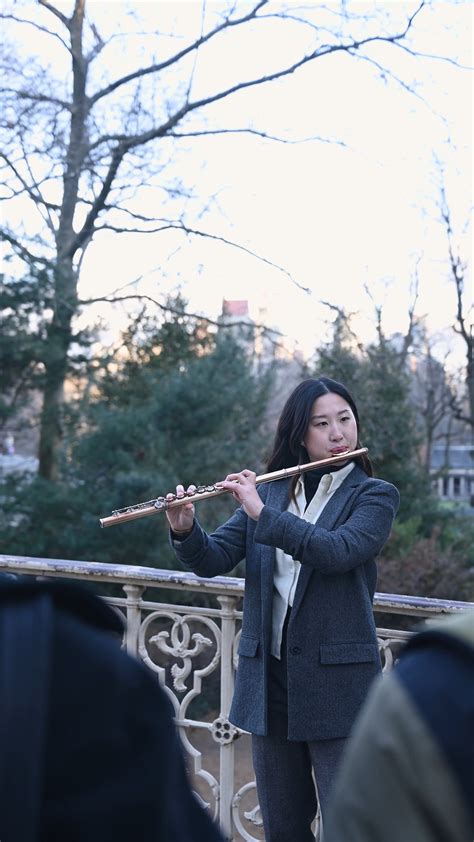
[330,426,343,440]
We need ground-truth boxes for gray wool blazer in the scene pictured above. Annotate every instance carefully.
[171,465,400,741]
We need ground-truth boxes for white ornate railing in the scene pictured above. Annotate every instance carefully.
[1,554,472,841]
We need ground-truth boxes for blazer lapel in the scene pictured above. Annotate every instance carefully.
[291,466,366,616]
[258,479,289,637]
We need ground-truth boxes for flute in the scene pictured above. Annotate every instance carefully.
[99,447,368,528]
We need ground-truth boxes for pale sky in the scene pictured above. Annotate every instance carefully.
[76,1,472,369]
[4,1,473,368]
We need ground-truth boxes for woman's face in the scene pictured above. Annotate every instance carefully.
[303,392,358,462]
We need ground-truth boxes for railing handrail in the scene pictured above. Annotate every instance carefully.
[1,554,473,618]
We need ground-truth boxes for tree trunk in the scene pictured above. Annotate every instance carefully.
[467,332,474,439]
[38,1,86,480]
[38,261,77,480]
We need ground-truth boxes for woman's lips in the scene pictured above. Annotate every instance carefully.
[330,447,350,455]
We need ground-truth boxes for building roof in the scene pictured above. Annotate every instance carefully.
[0,454,39,476]
[221,299,249,317]
[431,445,474,470]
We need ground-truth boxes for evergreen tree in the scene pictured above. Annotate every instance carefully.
[0,268,97,439]
[0,306,273,572]
[0,269,50,428]
[312,311,473,604]
[315,313,432,523]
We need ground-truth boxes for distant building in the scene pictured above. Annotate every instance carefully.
[218,299,302,366]
[221,300,251,320]
[430,445,474,509]
[218,299,307,436]
[0,454,39,477]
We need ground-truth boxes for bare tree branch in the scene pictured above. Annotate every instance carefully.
[440,186,470,344]
[70,146,126,255]
[0,12,70,49]
[85,21,106,64]
[77,290,285,338]
[402,260,421,361]
[89,1,268,105]
[38,0,70,29]
[184,0,207,105]
[78,292,221,323]
[0,88,72,111]
[167,127,347,147]
[346,51,443,119]
[89,0,425,112]
[437,178,473,430]
[101,4,423,158]
[320,300,364,351]
[19,137,56,234]
[89,126,324,153]
[393,40,473,71]
[91,220,312,294]
[0,152,55,218]
[0,362,42,429]
[0,230,52,266]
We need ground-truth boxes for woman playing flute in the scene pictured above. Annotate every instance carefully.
[167,376,399,841]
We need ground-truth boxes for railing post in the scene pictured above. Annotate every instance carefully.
[216,594,239,841]
[123,584,145,657]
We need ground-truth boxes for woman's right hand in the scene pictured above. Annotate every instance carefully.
[165,484,196,536]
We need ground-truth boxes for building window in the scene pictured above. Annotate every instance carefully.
[453,476,461,496]
[442,476,449,497]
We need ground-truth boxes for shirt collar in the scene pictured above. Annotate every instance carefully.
[296,459,355,496]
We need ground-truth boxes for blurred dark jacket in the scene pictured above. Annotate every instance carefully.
[324,611,474,842]
[0,577,224,842]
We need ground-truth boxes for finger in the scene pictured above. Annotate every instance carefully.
[216,477,238,489]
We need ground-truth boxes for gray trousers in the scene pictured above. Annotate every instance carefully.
[252,733,347,841]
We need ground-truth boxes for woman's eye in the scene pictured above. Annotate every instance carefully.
[341,416,350,422]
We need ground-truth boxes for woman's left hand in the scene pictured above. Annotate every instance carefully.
[216,469,264,521]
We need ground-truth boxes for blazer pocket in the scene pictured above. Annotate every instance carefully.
[320,642,378,665]
[238,634,259,658]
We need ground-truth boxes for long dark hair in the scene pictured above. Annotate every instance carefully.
[266,377,373,479]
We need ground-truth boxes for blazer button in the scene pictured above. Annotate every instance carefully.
[290,646,302,655]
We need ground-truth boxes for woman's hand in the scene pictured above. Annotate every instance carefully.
[165,484,196,536]
[216,470,264,521]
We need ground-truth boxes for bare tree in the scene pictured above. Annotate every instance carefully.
[321,283,463,472]
[363,266,420,366]
[0,0,428,478]
[409,325,460,470]
[438,183,473,435]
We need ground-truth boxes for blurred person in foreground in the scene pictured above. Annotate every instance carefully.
[0,576,224,842]
[324,610,474,842]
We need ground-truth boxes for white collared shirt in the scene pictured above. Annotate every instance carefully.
[271,460,355,658]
